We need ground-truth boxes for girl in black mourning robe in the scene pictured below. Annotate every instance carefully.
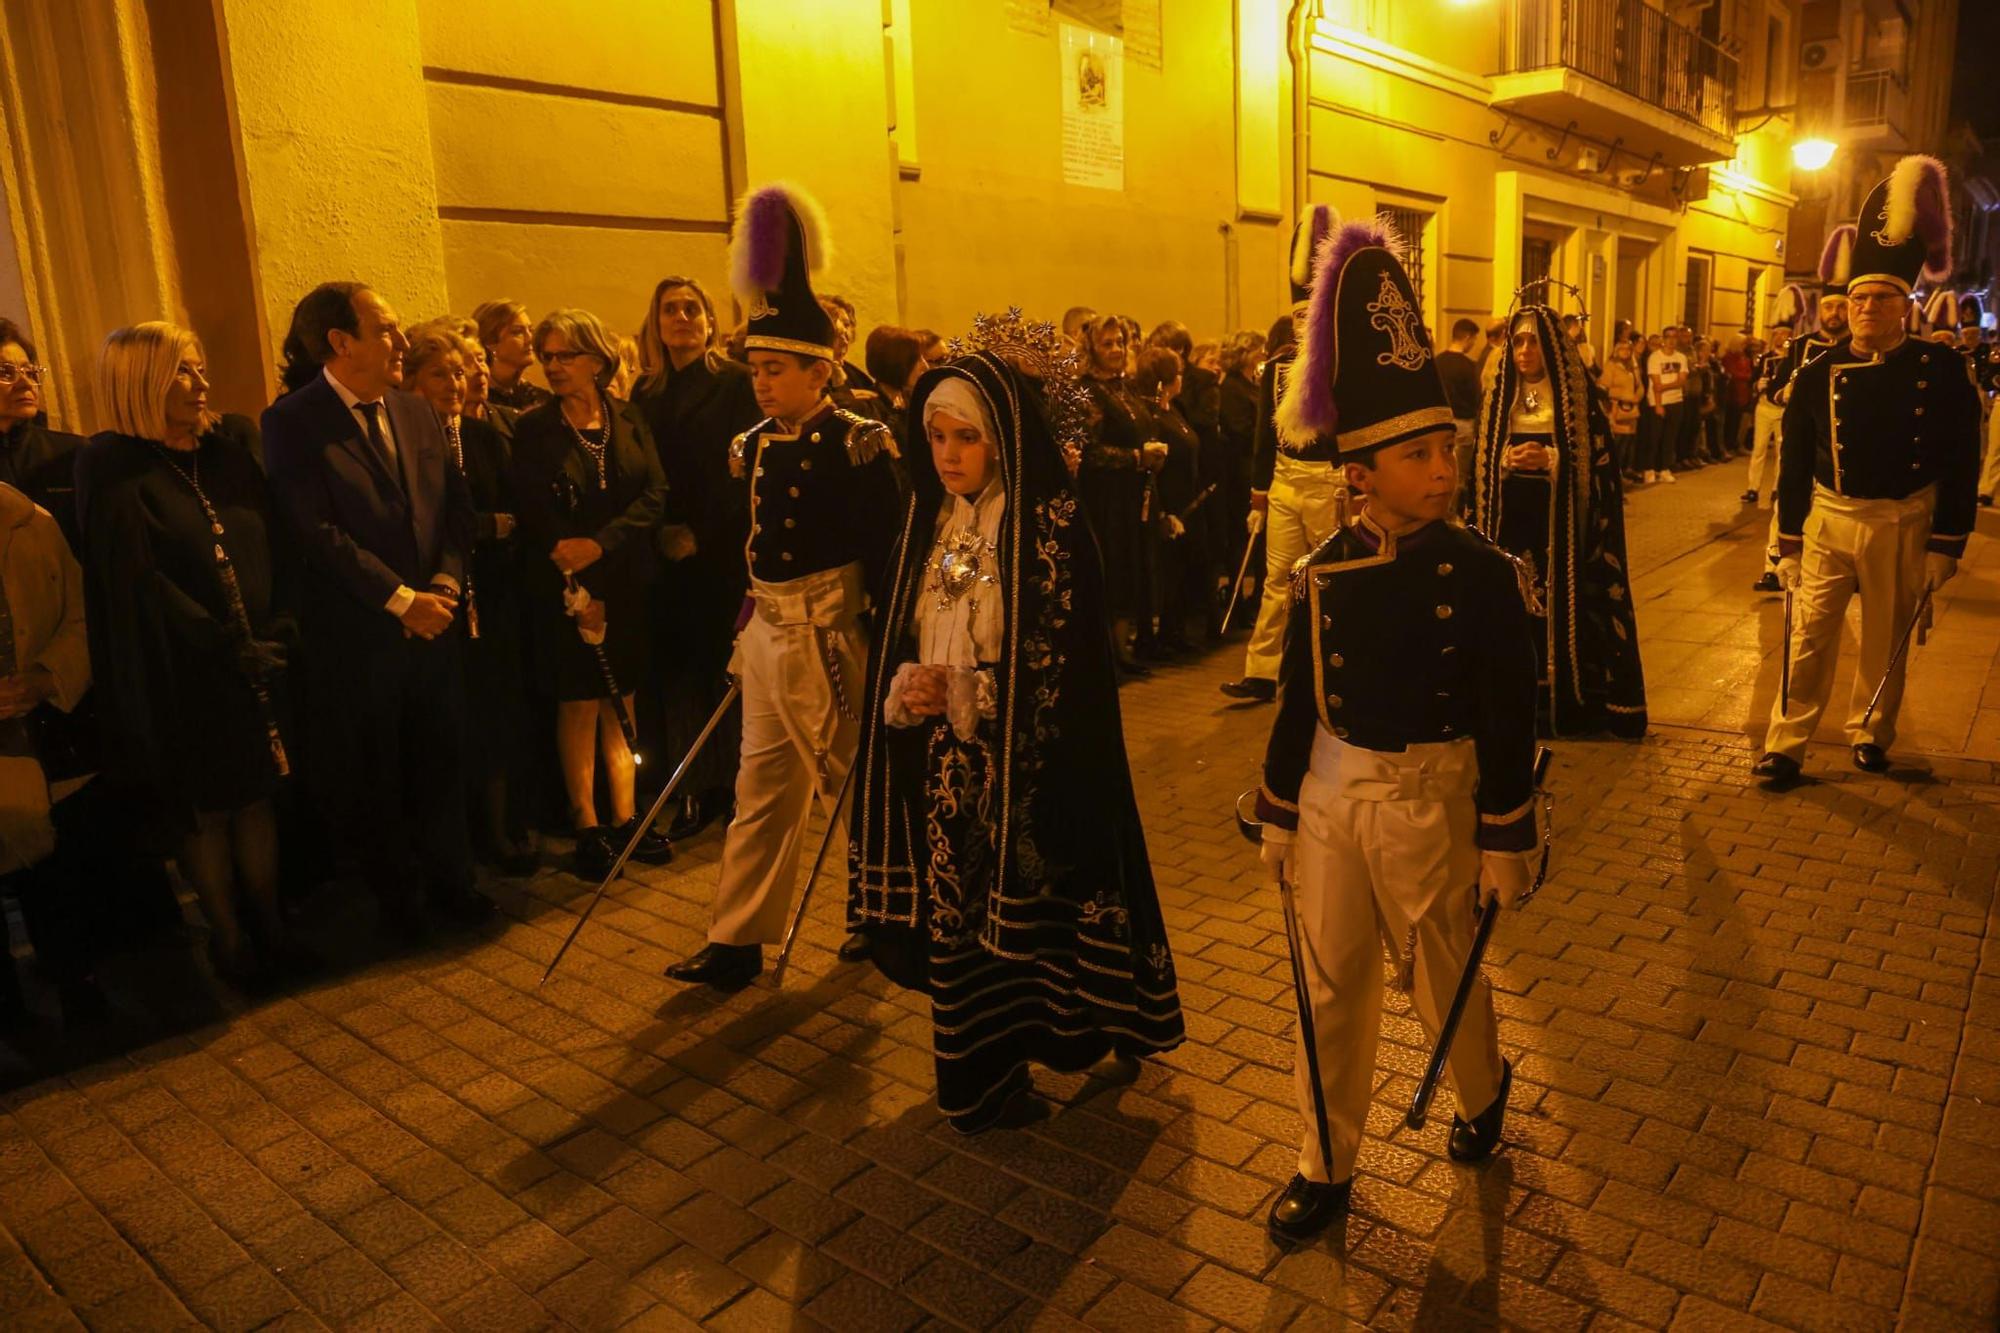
[847,344,1184,1134]
[1472,305,1648,739]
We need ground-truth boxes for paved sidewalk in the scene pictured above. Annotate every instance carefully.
[3,474,1999,1331]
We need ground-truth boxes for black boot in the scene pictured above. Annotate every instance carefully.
[1448,1059,1511,1163]
[665,942,762,990]
[1267,1174,1351,1241]
[1219,676,1276,703]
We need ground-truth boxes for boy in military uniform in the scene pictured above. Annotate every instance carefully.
[1254,221,1541,1240]
[667,185,902,989]
[1756,156,1981,786]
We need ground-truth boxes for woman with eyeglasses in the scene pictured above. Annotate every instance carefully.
[633,276,760,840]
[0,318,85,547]
[511,309,670,875]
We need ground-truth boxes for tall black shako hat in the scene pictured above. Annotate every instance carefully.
[1847,155,1953,295]
[729,183,836,360]
[1288,204,1337,304]
[1275,218,1452,457]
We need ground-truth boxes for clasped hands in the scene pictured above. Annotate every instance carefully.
[399,585,458,639]
[1504,442,1552,473]
[897,663,953,718]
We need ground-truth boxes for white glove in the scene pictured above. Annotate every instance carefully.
[1163,515,1186,540]
[1776,555,1802,591]
[1479,850,1534,911]
[1246,508,1267,536]
[1260,825,1294,883]
[1925,553,1958,591]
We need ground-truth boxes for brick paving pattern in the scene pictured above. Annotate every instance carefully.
[3,476,1999,1330]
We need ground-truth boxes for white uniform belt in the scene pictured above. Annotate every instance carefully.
[1308,727,1476,802]
[1272,452,1336,486]
[750,561,866,627]
[1810,482,1935,523]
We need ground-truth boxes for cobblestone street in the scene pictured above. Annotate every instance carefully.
[4,471,1999,1331]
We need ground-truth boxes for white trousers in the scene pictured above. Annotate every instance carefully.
[1243,456,1343,682]
[1764,486,1931,760]
[709,576,867,946]
[1748,400,1784,504]
[1290,731,1504,1184]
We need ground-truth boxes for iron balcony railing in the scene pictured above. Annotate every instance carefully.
[1842,67,1906,134]
[1499,0,1740,139]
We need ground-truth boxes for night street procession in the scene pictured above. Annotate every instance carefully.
[4,2,2000,1330]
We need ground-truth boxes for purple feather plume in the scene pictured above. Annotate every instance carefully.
[728,183,832,306]
[1277,218,1395,447]
[1817,225,1855,286]
[1913,164,1952,282]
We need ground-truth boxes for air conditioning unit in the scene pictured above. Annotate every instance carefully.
[1800,38,1842,74]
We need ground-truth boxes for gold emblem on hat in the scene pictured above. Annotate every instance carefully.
[1369,270,1430,372]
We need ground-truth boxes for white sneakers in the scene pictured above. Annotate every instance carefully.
[1661,470,1676,483]
[1642,470,1657,483]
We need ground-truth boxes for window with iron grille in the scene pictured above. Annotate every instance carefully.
[1684,255,1711,333]
[1382,206,1431,318]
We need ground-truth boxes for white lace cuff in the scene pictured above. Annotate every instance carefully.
[885,661,925,728]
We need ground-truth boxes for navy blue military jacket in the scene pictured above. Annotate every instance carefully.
[1775,337,1981,560]
[1256,514,1539,852]
[731,402,903,594]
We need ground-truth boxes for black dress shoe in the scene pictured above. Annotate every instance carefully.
[1752,752,1802,789]
[665,942,762,990]
[1740,489,1760,504]
[1448,1059,1511,1163]
[1979,494,1994,508]
[1115,656,1152,680]
[572,826,617,878]
[1219,676,1276,703]
[1753,571,1781,592]
[836,933,871,963]
[1134,638,1179,664]
[1267,1174,1352,1241]
[665,793,720,842]
[620,816,674,867]
[1852,743,1889,773]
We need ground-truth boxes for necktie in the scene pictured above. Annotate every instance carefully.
[356,401,403,492]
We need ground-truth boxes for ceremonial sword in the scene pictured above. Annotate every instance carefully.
[1780,588,1793,714]
[771,764,858,986]
[1861,587,1934,732]
[1232,789,1335,1185]
[1406,745,1554,1131]
[1219,527,1262,634]
[539,678,740,985]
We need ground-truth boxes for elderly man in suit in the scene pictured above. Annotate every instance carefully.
[262,282,490,939]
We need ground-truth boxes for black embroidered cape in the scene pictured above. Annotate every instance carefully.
[1472,306,1647,739]
[847,351,1183,1130]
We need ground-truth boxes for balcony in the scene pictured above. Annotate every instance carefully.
[1491,0,1741,170]
[1841,67,1909,149]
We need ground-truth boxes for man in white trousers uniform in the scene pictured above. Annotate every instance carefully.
[1221,206,1343,704]
[1252,217,1541,1240]
[1755,156,1981,788]
[665,184,902,990]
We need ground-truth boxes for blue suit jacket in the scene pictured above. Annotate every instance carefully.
[262,374,472,650]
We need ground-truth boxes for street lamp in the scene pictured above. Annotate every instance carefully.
[1792,138,1837,171]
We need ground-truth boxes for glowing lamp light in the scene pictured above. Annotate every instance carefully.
[1792,138,1837,171]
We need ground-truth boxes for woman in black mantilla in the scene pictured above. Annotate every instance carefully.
[1075,314,1167,675]
[848,340,1184,1134]
[1472,305,1647,739]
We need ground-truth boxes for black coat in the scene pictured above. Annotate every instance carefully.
[637,354,761,612]
[1,419,85,551]
[77,417,295,825]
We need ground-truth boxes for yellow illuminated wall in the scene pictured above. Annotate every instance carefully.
[894,0,1285,342]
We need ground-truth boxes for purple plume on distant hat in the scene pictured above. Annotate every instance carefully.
[1817,225,1855,288]
[1771,283,1809,329]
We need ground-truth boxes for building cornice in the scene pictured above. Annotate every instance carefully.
[1309,20,1491,104]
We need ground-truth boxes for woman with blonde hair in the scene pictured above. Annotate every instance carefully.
[79,322,300,989]
[511,309,670,874]
[403,321,536,873]
[474,299,550,412]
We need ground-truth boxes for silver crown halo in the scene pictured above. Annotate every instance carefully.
[948,307,1091,474]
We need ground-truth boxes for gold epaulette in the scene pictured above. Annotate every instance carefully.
[728,418,772,479]
[838,412,896,464]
